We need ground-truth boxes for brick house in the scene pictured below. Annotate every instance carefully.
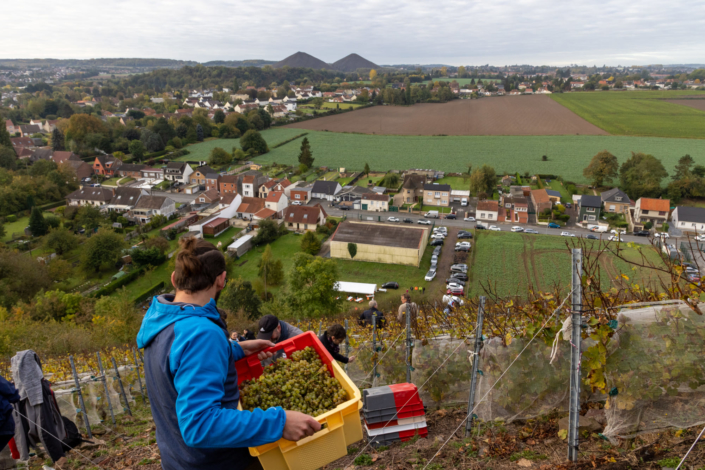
[93,154,122,176]
[600,188,631,214]
[290,187,312,204]
[117,164,147,178]
[530,189,552,215]
[423,183,451,207]
[634,198,670,227]
[219,174,238,194]
[196,189,221,205]
[63,160,92,181]
[190,165,215,186]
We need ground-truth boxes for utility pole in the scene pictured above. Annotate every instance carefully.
[568,248,583,462]
[466,296,485,437]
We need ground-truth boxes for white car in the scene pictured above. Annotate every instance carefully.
[433,227,448,234]
[511,226,524,232]
[610,229,626,235]
[456,241,471,247]
[464,217,476,222]
[524,228,539,234]
[424,270,437,281]
[447,282,464,290]
[489,226,501,231]
[442,294,465,306]
[431,233,446,239]
[608,235,624,242]
[418,220,432,225]
[387,217,400,222]
[291,201,302,206]
[561,231,576,237]
[695,235,705,242]
[656,232,670,238]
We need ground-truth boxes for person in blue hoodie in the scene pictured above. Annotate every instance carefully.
[0,374,20,452]
[137,237,320,470]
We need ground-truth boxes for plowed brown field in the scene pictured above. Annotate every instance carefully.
[287,95,608,136]
[665,98,705,112]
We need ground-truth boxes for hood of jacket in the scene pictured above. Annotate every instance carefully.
[136,294,220,349]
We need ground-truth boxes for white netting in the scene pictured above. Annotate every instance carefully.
[602,302,705,441]
[412,336,473,407]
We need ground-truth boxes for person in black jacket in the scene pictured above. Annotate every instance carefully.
[359,300,385,328]
[0,374,19,452]
[319,325,355,364]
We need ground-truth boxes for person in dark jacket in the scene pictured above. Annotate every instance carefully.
[318,325,355,364]
[359,300,385,328]
[136,238,320,470]
[242,329,256,341]
[257,315,303,343]
[0,375,19,452]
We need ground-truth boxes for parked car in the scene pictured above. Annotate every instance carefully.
[418,220,432,225]
[548,222,561,228]
[561,231,575,237]
[339,206,351,210]
[431,233,446,240]
[446,282,464,290]
[694,235,705,242]
[388,217,400,222]
[565,203,572,209]
[403,218,413,223]
[475,224,487,230]
[381,282,399,289]
[510,226,524,232]
[430,239,444,246]
[433,227,448,234]
[447,286,464,295]
[524,228,539,234]
[656,232,670,238]
[457,232,473,239]
[610,229,626,235]
[431,255,438,264]
[633,230,650,237]
[446,278,466,286]
[432,246,442,256]
[450,272,468,281]
[291,201,302,206]
[464,216,476,222]
[455,245,470,252]
[684,272,701,283]
[586,234,599,240]
[456,241,471,247]
[450,264,468,273]
[445,213,457,219]
[489,225,501,231]
[443,295,465,306]
[608,235,624,242]
[424,270,437,281]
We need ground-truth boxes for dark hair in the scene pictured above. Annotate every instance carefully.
[327,324,346,340]
[402,293,411,302]
[173,237,227,293]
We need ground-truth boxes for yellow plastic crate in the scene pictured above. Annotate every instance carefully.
[237,332,363,470]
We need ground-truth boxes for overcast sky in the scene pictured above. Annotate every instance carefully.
[5,0,705,66]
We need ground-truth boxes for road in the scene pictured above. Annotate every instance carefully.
[321,205,655,246]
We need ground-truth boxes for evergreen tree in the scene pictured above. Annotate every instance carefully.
[196,124,204,142]
[300,231,322,255]
[240,130,268,155]
[29,207,48,237]
[0,123,11,148]
[298,137,314,168]
[0,146,16,171]
[51,128,65,151]
[258,245,284,286]
[364,162,370,175]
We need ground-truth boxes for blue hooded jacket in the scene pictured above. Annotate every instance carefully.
[136,295,286,470]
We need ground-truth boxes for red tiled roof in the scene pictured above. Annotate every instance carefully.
[204,217,229,228]
[531,189,550,204]
[220,193,237,205]
[242,175,255,184]
[220,174,237,184]
[266,191,285,202]
[362,193,389,201]
[284,205,324,225]
[477,200,499,211]
[639,198,670,212]
[277,178,292,188]
[254,208,276,219]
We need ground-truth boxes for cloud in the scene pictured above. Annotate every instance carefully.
[4,0,705,66]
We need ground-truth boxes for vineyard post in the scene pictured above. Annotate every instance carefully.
[69,356,92,439]
[132,348,146,404]
[318,321,322,336]
[568,248,583,462]
[372,314,378,388]
[344,319,350,374]
[465,296,485,437]
[405,302,412,384]
[96,352,116,426]
[111,357,132,416]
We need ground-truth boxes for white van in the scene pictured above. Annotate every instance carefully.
[461,198,468,206]
[587,224,608,233]
[424,211,440,219]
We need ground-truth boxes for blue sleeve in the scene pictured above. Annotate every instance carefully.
[0,376,19,403]
[170,319,286,449]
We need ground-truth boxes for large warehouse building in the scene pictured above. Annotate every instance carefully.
[329,221,430,267]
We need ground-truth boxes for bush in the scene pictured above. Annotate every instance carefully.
[134,281,166,304]
[5,215,17,223]
[89,268,144,298]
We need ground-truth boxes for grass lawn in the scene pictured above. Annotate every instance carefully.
[546,180,573,203]
[1,216,29,241]
[468,231,668,298]
[336,176,355,186]
[176,128,309,162]
[551,90,705,138]
[356,174,386,187]
[203,227,243,247]
[101,177,120,187]
[435,175,471,190]
[118,177,135,185]
[420,205,452,214]
[423,78,500,86]
[256,130,705,184]
[320,171,340,181]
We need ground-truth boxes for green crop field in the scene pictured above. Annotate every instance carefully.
[551,90,705,138]
[254,130,705,184]
[423,78,500,86]
[468,231,668,298]
[178,128,308,162]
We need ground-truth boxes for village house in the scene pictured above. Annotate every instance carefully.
[65,187,114,207]
[423,183,451,207]
[577,195,602,223]
[530,189,553,215]
[50,151,80,165]
[43,120,58,133]
[106,187,147,212]
[477,200,501,222]
[117,164,147,178]
[236,197,266,220]
[130,196,177,224]
[264,191,288,217]
[290,186,312,204]
[219,174,238,194]
[671,206,705,233]
[634,198,670,227]
[190,165,215,187]
[259,179,278,198]
[63,159,92,181]
[93,154,122,176]
[18,124,41,136]
[500,195,529,223]
[141,167,164,180]
[164,161,194,184]
[195,189,221,205]
[311,181,342,201]
[5,119,15,134]
[283,205,328,232]
[600,188,631,214]
[361,193,390,212]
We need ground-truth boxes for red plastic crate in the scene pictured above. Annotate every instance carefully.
[236,331,335,385]
[389,383,423,408]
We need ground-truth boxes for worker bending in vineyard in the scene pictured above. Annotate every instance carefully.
[137,238,320,470]
[318,324,356,364]
[257,314,303,343]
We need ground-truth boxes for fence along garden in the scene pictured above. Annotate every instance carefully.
[3,248,704,467]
